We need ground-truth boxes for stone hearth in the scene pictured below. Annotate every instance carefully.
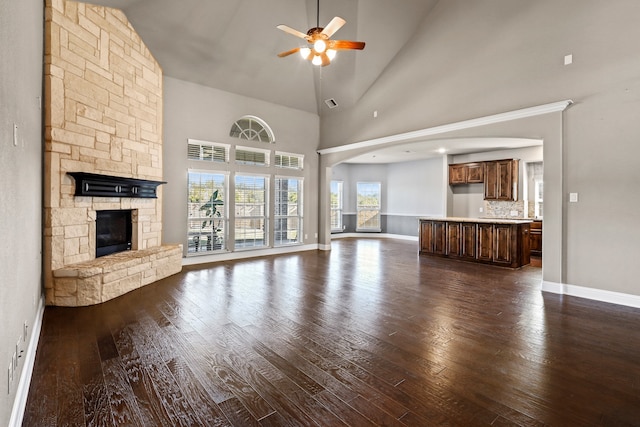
[44,0,182,306]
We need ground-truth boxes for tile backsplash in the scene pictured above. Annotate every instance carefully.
[484,200,526,218]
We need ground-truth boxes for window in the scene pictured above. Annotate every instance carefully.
[275,152,304,170]
[356,182,381,231]
[229,116,275,143]
[235,146,270,166]
[330,181,343,232]
[235,175,268,248]
[187,171,227,254]
[187,139,229,162]
[275,177,303,246]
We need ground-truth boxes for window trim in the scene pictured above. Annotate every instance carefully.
[187,139,230,163]
[275,151,304,170]
[186,169,229,256]
[330,180,344,232]
[235,145,271,167]
[229,115,275,143]
[356,181,382,232]
[274,176,303,246]
[234,173,270,250]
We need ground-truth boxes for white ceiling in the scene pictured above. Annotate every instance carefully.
[88,0,438,115]
[87,0,544,163]
[345,137,543,164]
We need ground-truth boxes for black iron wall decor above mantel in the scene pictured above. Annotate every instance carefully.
[68,172,166,198]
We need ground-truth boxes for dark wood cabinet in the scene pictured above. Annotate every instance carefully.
[529,220,542,257]
[449,164,467,185]
[448,162,484,185]
[477,223,493,262]
[446,222,461,256]
[461,222,477,259]
[466,163,484,183]
[432,221,447,255]
[493,224,514,265]
[419,221,432,252]
[484,159,518,201]
[419,218,530,268]
[420,220,447,255]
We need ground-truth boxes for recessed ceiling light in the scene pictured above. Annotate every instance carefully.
[437,147,447,154]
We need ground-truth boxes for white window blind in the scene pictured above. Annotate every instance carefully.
[187,140,229,163]
[235,175,268,248]
[235,146,270,166]
[275,177,303,246]
[187,171,227,254]
[229,116,275,143]
[275,152,304,170]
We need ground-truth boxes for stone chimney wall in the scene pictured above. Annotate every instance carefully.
[44,0,174,305]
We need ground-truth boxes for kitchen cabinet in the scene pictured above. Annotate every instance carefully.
[419,218,531,268]
[477,223,493,262]
[448,162,484,185]
[461,222,477,259]
[420,220,446,255]
[484,159,518,201]
[446,222,461,256]
[529,220,542,257]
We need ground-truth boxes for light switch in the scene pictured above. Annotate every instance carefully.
[569,192,579,203]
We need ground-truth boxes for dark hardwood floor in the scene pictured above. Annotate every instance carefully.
[23,238,640,426]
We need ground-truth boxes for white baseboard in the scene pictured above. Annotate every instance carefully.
[331,232,418,242]
[542,280,640,309]
[182,243,319,266]
[9,295,45,427]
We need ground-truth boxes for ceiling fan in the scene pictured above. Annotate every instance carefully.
[276,0,365,66]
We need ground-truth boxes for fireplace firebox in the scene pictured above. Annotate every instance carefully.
[96,210,132,257]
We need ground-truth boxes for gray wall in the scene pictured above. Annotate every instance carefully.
[332,158,445,236]
[0,0,43,424]
[451,146,543,218]
[162,77,320,254]
[321,0,640,297]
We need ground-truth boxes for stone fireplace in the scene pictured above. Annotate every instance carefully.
[44,0,182,306]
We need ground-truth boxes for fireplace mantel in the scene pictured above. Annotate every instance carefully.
[68,172,166,198]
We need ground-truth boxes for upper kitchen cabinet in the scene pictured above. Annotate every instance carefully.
[484,159,518,201]
[448,162,484,185]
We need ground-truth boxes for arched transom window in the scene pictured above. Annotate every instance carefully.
[229,116,275,143]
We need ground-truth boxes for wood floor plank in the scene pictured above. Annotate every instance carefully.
[23,238,640,426]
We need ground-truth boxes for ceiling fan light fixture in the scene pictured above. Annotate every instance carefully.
[314,39,327,53]
[300,47,311,59]
[276,0,364,66]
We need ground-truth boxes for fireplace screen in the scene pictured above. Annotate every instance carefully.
[96,210,132,257]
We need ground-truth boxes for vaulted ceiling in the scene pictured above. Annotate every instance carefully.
[86,0,545,163]
[89,0,439,115]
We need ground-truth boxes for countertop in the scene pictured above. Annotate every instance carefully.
[419,216,534,224]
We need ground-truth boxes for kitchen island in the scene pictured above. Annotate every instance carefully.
[419,217,532,268]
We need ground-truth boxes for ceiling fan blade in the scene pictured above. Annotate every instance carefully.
[321,16,346,38]
[320,52,331,67]
[330,40,366,50]
[276,24,309,40]
[277,47,301,58]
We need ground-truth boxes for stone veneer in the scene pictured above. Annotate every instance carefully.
[44,0,181,306]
